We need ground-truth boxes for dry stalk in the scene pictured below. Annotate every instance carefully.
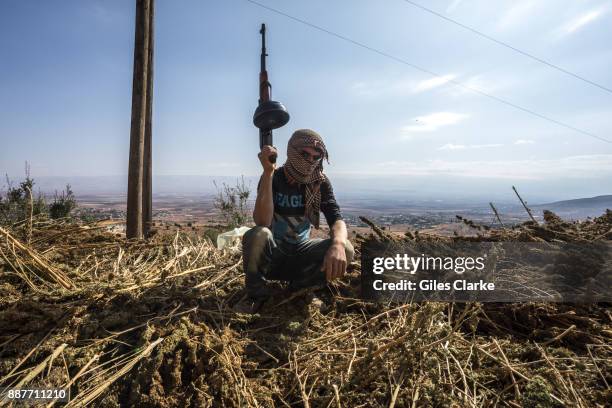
[455,336,566,405]
[293,352,311,408]
[332,384,341,408]
[388,371,404,408]
[45,354,99,408]
[25,185,33,244]
[0,329,54,386]
[493,339,520,400]
[65,338,163,407]
[586,345,609,388]
[0,226,75,289]
[540,324,576,346]
[0,343,67,407]
[0,213,609,407]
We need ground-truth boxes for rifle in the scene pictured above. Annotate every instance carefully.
[253,23,290,164]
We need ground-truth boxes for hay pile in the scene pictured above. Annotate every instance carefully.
[0,212,610,407]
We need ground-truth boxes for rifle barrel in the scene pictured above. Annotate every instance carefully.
[260,24,267,71]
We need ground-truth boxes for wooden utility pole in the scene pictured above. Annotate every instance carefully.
[127,0,154,239]
[142,0,155,237]
[512,186,538,224]
[489,202,505,227]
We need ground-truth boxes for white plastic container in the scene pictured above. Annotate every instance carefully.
[216,226,251,251]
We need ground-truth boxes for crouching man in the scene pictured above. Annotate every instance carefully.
[241,129,354,303]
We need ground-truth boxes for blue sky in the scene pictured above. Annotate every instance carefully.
[1,0,611,200]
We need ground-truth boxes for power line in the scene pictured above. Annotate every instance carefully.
[401,0,612,94]
[244,0,612,144]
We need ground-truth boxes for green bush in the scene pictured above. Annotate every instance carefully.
[49,184,76,219]
[213,176,251,228]
[1,165,78,225]
[0,174,46,225]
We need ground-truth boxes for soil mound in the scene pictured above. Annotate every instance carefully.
[0,211,610,407]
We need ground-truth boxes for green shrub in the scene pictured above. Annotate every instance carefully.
[1,164,78,225]
[213,176,251,228]
[49,184,76,219]
[0,173,46,225]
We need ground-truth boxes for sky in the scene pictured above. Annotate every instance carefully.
[0,0,611,202]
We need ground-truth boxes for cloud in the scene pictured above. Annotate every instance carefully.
[439,143,466,150]
[446,0,463,13]
[371,155,612,179]
[446,75,510,97]
[560,9,605,35]
[401,112,469,135]
[514,139,535,145]
[413,75,456,93]
[350,73,510,100]
[438,143,503,150]
[350,74,457,97]
[497,1,539,30]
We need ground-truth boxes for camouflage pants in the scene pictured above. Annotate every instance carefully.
[241,226,354,298]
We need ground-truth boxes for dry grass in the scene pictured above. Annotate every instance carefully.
[0,211,610,407]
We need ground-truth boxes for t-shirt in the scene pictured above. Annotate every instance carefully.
[258,166,343,244]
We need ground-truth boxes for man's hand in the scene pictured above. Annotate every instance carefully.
[258,145,277,173]
[321,241,347,281]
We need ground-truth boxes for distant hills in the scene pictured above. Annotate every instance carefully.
[8,176,610,218]
[533,195,612,219]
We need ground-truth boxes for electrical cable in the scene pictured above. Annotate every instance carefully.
[244,0,612,144]
[401,0,612,95]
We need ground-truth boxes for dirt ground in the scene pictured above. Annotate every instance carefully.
[0,210,611,407]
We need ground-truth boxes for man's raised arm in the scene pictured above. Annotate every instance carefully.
[252,145,277,226]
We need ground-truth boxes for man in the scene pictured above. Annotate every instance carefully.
[241,129,354,303]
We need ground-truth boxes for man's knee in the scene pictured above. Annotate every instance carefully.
[344,240,355,264]
[242,226,273,271]
[242,226,273,248]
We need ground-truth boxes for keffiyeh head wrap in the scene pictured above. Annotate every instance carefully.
[283,129,329,228]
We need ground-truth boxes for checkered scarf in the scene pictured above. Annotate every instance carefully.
[283,129,329,228]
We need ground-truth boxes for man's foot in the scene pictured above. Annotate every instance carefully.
[232,295,266,314]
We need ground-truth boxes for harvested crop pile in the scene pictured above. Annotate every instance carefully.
[0,211,611,407]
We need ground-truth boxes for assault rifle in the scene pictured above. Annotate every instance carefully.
[252,23,290,163]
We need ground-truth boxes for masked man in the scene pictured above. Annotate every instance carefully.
[241,129,354,301]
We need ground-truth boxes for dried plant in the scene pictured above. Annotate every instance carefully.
[0,210,610,407]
